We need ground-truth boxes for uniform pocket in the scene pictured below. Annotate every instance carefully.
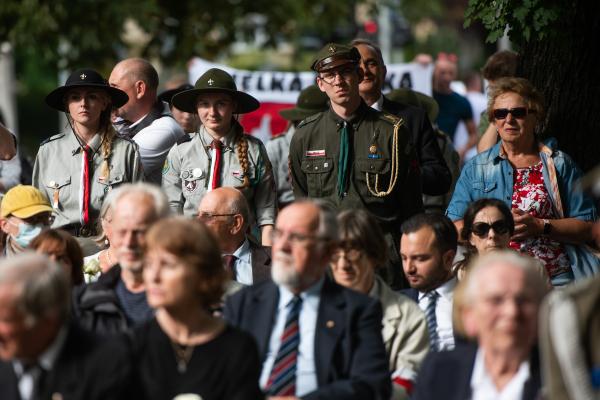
[355,157,391,197]
[45,176,71,210]
[300,157,334,197]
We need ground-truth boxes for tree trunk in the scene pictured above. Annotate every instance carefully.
[519,1,600,172]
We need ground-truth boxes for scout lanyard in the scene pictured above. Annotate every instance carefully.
[365,118,404,197]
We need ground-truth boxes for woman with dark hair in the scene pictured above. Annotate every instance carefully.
[163,68,276,245]
[30,228,85,286]
[32,69,143,246]
[132,217,262,400]
[330,209,429,400]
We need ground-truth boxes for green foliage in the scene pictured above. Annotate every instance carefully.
[464,0,563,46]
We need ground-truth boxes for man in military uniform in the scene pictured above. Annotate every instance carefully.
[289,43,423,289]
[266,85,328,208]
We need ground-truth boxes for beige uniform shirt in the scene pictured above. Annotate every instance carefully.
[32,130,144,229]
[162,123,276,226]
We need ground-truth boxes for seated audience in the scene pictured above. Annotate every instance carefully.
[83,194,118,281]
[30,228,84,286]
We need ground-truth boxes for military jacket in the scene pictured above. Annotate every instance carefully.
[32,130,144,229]
[265,125,295,205]
[162,123,276,226]
[289,102,423,233]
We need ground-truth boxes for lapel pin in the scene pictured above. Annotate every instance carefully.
[369,145,377,154]
[326,320,335,328]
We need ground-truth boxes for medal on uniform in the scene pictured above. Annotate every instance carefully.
[368,144,381,159]
[49,181,60,209]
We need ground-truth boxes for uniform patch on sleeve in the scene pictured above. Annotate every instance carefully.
[306,149,326,157]
[162,159,170,175]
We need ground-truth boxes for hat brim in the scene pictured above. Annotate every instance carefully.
[279,107,323,122]
[158,84,195,105]
[45,84,129,112]
[9,204,54,219]
[171,88,260,114]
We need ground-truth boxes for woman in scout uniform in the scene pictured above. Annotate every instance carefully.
[164,68,276,244]
[33,68,143,240]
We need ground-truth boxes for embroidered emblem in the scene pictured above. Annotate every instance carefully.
[80,73,86,80]
[162,159,170,175]
[184,180,198,192]
[306,149,326,157]
[328,45,336,53]
[369,145,377,154]
[207,78,214,86]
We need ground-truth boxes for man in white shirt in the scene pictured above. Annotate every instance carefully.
[399,212,458,351]
[197,187,271,285]
[412,251,547,400]
[109,58,184,184]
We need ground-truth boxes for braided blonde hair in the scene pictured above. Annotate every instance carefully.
[234,121,250,189]
[98,99,116,181]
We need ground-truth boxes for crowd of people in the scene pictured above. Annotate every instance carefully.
[0,38,598,400]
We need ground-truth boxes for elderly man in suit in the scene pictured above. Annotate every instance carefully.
[225,199,390,399]
[0,253,132,400]
[197,187,271,285]
[413,250,548,400]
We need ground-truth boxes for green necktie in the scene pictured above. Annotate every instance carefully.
[337,121,349,197]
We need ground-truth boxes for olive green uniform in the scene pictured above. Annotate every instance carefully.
[32,130,144,233]
[162,123,277,226]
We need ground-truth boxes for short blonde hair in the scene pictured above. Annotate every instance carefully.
[487,77,545,123]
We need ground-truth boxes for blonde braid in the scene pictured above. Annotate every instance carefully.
[100,125,116,181]
[235,129,250,189]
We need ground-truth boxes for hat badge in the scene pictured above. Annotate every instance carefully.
[80,73,87,80]
[328,45,336,54]
[207,78,214,86]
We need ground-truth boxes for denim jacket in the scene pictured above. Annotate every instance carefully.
[447,141,596,222]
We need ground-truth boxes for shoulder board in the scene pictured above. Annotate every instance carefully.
[39,133,65,146]
[378,112,402,125]
[176,134,193,145]
[297,112,322,129]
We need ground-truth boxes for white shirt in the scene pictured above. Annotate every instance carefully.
[418,277,456,351]
[370,94,385,111]
[260,278,324,396]
[470,348,530,400]
[13,326,68,400]
[230,239,253,285]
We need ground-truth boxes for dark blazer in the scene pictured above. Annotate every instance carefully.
[249,239,272,284]
[413,342,542,400]
[0,322,132,400]
[399,287,418,302]
[224,276,391,400]
[382,96,451,196]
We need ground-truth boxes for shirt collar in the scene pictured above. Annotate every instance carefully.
[370,94,384,111]
[231,238,251,263]
[129,112,150,128]
[470,348,531,392]
[277,276,325,310]
[199,125,237,150]
[67,129,102,154]
[326,100,369,130]
[13,324,68,374]
[418,276,457,301]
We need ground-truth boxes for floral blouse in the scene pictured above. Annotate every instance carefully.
[509,161,571,279]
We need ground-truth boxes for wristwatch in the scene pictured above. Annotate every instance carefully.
[543,219,552,235]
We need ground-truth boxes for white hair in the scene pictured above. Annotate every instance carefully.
[109,183,169,219]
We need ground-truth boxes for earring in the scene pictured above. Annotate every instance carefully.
[104,238,109,246]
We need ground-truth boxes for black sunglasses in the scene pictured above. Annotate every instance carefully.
[471,221,510,237]
[492,107,532,120]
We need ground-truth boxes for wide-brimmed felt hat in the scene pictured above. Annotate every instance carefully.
[386,88,440,122]
[311,43,361,72]
[45,68,129,112]
[279,85,329,122]
[171,68,260,114]
[0,185,53,219]
[158,83,194,106]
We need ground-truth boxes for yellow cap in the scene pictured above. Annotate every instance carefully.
[0,185,53,219]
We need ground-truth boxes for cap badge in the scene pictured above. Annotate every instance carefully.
[80,73,87,80]
[207,78,214,86]
[328,45,336,54]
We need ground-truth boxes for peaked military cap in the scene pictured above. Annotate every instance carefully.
[386,88,440,122]
[45,68,129,112]
[171,68,260,114]
[311,43,361,72]
[158,83,194,106]
[279,85,329,122]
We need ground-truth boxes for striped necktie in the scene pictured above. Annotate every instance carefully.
[210,139,223,189]
[266,295,303,396]
[82,145,93,225]
[425,291,440,351]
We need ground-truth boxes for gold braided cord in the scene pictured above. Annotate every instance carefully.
[365,119,402,197]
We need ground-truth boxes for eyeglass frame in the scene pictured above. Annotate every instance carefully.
[471,220,511,238]
[269,227,331,247]
[492,107,534,120]
[8,213,55,227]
[196,212,239,222]
[330,247,363,262]
[317,66,358,85]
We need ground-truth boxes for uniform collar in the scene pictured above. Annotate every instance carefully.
[199,122,241,151]
[326,100,370,131]
[67,128,103,155]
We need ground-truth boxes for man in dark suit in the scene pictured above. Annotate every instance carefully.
[350,38,451,197]
[0,253,131,400]
[225,199,390,399]
[198,187,271,285]
[413,251,547,400]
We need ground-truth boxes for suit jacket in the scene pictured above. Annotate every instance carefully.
[0,322,132,400]
[399,287,418,302]
[382,96,451,196]
[413,342,542,400]
[224,276,391,400]
[249,239,272,284]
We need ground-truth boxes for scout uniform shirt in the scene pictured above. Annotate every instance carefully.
[289,101,423,234]
[266,125,295,206]
[162,122,276,226]
[32,130,144,231]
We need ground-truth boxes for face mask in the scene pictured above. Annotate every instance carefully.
[12,222,43,248]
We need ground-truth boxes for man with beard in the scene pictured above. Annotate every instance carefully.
[73,183,169,334]
[224,200,391,399]
[400,213,458,352]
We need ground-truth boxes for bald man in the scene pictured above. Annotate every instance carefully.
[109,58,184,184]
[197,187,271,285]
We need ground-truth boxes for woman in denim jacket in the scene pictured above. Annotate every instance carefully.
[447,78,597,286]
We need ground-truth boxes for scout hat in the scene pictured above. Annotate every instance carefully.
[158,83,194,106]
[311,43,361,72]
[45,68,129,112]
[386,88,440,122]
[0,185,53,219]
[279,85,329,122]
[171,68,260,114]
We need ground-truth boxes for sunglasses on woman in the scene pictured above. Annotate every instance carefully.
[492,107,533,120]
[471,220,510,237]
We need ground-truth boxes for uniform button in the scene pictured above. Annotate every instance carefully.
[49,180,56,188]
[343,192,348,197]
[506,196,510,200]
[314,166,318,170]
[192,168,203,178]
[182,171,189,179]
[370,165,374,170]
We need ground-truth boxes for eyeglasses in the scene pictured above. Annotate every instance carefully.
[270,228,321,246]
[318,67,356,85]
[492,107,532,120]
[331,248,363,262]
[196,212,237,222]
[10,214,55,227]
[471,221,510,237]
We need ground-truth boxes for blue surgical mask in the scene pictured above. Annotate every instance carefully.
[12,222,43,247]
